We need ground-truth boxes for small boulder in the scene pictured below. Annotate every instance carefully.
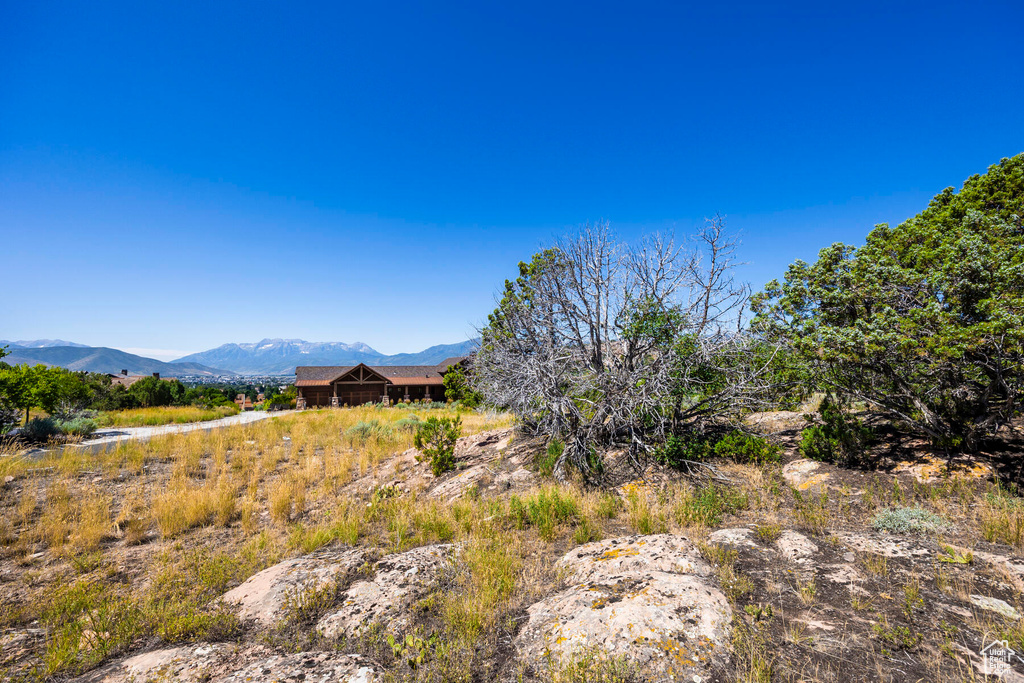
[708,527,759,549]
[73,644,378,683]
[783,459,831,493]
[971,595,1021,620]
[555,534,711,583]
[835,533,930,559]
[516,535,730,681]
[893,456,993,484]
[775,530,818,565]
[318,544,455,639]
[220,547,372,627]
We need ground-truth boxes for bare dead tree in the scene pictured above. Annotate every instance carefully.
[473,217,780,481]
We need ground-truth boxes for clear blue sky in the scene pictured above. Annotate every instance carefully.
[2,1,1022,359]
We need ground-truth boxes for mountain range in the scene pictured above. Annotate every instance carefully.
[0,343,232,377]
[2,338,479,376]
[173,338,479,374]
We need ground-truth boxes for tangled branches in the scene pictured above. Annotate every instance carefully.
[474,218,779,480]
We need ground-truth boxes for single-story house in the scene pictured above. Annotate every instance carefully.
[109,370,163,388]
[294,357,466,408]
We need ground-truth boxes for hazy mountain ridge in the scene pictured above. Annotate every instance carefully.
[1,339,91,348]
[174,338,479,374]
[1,346,234,378]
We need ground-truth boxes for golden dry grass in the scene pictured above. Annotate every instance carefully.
[3,404,1023,683]
[96,405,240,427]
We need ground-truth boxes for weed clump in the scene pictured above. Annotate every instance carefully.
[345,419,394,444]
[537,438,564,477]
[508,487,582,540]
[871,506,949,534]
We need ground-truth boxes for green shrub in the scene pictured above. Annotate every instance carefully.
[872,507,949,534]
[414,416,462,477]
[508,487,582,540]
[798,396,874,465]
[536,439,563,477]
[22,417,61,443]
[657,433,714,467]
[345,419,394,443]
[674,484,747,526]
[713,431,781,464]
[56,417,98,438]
[395,415,424,432]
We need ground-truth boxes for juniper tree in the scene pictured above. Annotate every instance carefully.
[473,218,779,479]
[753,154,1024,453]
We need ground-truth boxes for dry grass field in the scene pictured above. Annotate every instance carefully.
[3,407,1024,682]
[94,405,240,428]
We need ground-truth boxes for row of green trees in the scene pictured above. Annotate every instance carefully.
[474,154,1024,475]
[0,354,272,435]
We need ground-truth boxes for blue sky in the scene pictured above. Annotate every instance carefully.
[2,1,1022,358]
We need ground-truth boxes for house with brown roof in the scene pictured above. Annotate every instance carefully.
[294,357,466,408]
[109,370,163,388]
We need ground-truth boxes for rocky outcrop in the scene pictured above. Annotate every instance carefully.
[0,628,44,673]
[220,547,373,627]
[834,532,930,559]
[782,459,830,493]
[317,543,455,639]
[515,535,731,680]
[892,455,994,484]
[708,527,758,549]
[775,530,818,565]
[423,428,545,501]
[75,644,378,683]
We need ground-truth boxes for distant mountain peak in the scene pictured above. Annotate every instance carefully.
[173,338,479,375]
[1,339,90,348]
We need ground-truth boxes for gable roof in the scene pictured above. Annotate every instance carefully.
[295,363,449,387]
[374,365,445,379]
[435,356,468,371]
[295,365,354,387]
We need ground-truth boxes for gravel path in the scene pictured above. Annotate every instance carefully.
[78,410,292,447]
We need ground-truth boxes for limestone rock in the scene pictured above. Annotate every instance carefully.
[220,547,372,627]
[893,456,993,484]
[782,459,831,493]
[494,467,534,490]
[775,530,818,565]
[73,644,378,683]
[454,428,513,461]
[0,628,45,673]
[429,465,490,500]
[428,428,518,500]
[516,535,731,681]
[555,534,711,583]
[318,544,455,639]
[962,548,1024,592]
[75,643,230,682]
[222,651,378,682]
[707,527,759,549]
[835,533,930,559]
[971,594,1021,620]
